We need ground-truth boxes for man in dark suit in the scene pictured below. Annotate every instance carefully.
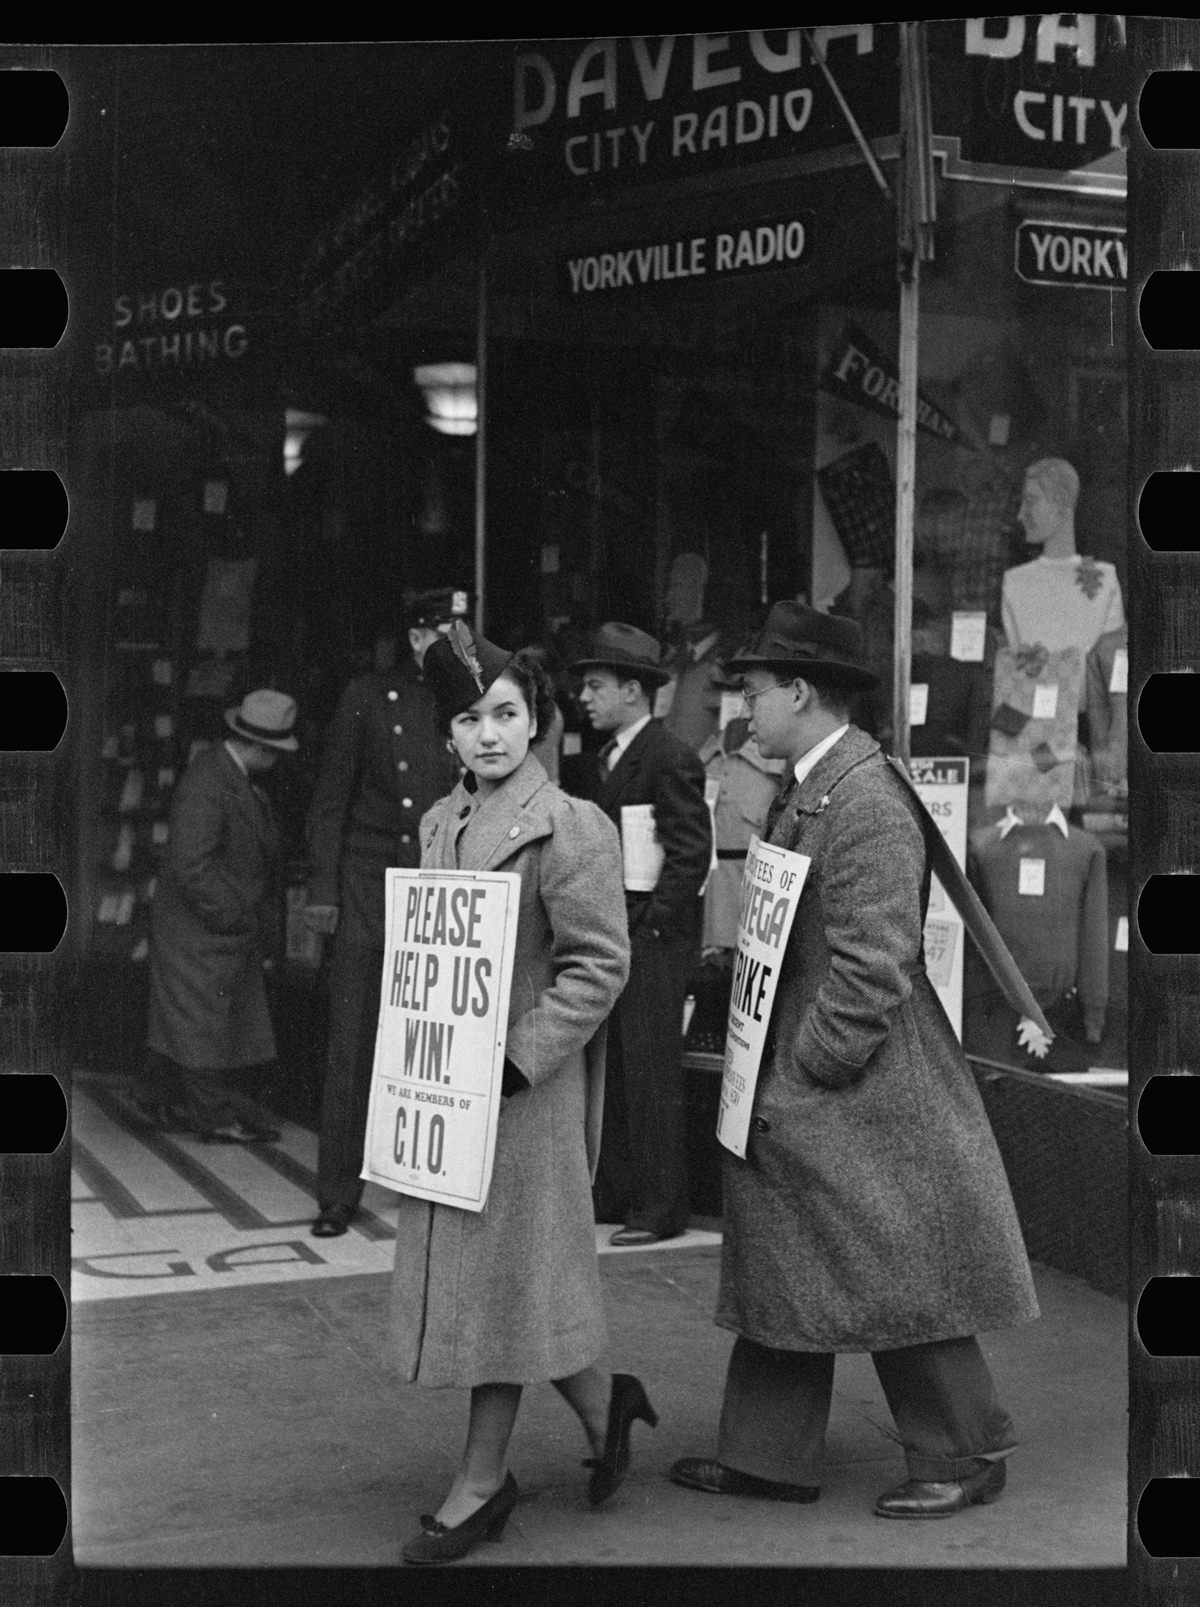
[573,622,713,1246]
[137,689,299,1142]
[303,588,463,1236]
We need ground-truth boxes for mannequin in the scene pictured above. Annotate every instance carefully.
[1001,458,1124,656]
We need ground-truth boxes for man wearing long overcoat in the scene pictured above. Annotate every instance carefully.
[671,601,1039,1519]
[140,689,299,1141]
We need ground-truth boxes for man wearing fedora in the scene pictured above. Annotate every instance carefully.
[573,622,713,1246]
[303,587,463,1237]
[670,600,1039,1517]
[137,688,299,1143]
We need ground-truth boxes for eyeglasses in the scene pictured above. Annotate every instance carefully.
[741,681,793,711]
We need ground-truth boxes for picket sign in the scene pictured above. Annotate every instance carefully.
[716,837,811,1159]
[361,867,520,1212]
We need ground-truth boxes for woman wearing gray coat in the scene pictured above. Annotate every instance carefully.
[390,625,654,1565]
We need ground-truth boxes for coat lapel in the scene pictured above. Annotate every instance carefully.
[454,754,554,873]
[768,727,879,846]
[599,719,653,808]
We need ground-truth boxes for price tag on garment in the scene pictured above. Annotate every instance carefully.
[717,837,811,1160]
[620,804,665,891]
[950,611,987,663]
[1109,648,1128,695]
[923,917,958,990]
[909,683,929,726]
[1018,857,1046,897]
[719,691,744,732]
[1032,684,1059,720]
[1115,915,1129,952]
[362,867,521,1213]
[562,731,582,757]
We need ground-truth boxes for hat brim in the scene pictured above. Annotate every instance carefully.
[721,653,879,691]
[224,708,299,751]
[570,656,672,687]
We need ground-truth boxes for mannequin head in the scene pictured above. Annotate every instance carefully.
[1019,458,1079,556]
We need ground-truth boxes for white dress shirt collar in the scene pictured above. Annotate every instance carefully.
[608,713,653,769]
[223,739,250,777]
[996,803,1069,839]
[792,724,850,790]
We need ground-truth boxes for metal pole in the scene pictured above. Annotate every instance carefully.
[474,240,488,634]
[892,259,918,768]
[892,20,935,770]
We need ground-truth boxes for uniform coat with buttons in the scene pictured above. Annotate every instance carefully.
[716,724,1039,1352]
[148,741,279,1069]
[305,658,459,945]
[306,658,459,1211]
[389,754,631,1387]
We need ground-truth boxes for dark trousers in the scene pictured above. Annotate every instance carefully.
[717,1333,1017,1485]
[594,909,697,1237]
[315,931,384,1210]
[137,1049,278,1133]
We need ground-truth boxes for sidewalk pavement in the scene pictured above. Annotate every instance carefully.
[72,1243,1126,1575]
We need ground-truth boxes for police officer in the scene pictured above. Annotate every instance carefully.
[304,588,464,1236]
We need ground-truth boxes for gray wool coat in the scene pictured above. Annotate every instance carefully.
[716,724,1040,1353]
[389,753,631,1388]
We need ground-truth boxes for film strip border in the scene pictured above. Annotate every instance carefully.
[1129,18,1200,1601]
[0,44,73,1607]
[0,30,1195,1607]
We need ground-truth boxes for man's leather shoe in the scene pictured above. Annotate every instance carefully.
[312,1204,355,1238]
[609,1227,682,1247]
[669,1458,820,1503]
[873,1458,1006,1518]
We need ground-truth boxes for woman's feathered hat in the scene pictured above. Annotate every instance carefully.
[423,619,515,725]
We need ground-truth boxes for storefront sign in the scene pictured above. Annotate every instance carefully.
[509,23,1125,200]
[716,837,810,1159]
[92,279,251,379]
[821,321,960,442]
[909,756,969,1039]
[560,213,811,297]
[361,868,520,1212]
[1015,220,1127,288]
[297,108,479,332]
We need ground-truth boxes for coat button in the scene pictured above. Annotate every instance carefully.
[752,1115,770,1133]
[401,833,412,845]
[402,798,413,809]
[387,690,398,701]
[397,759,409,771]
[393,724,403,735]
[509,826,520,838]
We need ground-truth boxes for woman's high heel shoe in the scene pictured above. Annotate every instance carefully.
[401,1471,519,1565]
[583,1372,659,1506]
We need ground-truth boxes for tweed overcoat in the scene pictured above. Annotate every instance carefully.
[716,725,1039,1352]
[389,753,631,1388]
[147,742,278,1070]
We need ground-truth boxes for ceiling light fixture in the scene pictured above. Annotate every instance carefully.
[414,362,477,436]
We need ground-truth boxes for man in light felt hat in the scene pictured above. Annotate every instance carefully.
[571,622,713,1246]
[138,689,299,1143]
[303,586,463,1237]
[669,599,1040,1519]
